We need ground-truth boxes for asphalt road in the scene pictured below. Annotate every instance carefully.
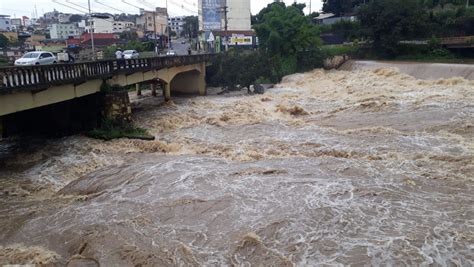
[169,38,191,55]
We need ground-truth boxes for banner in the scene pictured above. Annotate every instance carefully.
[230,35,253,46]
[202,0,222,30]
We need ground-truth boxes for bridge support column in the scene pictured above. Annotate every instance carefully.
[164,83,171,101]
[198,62,207,96]
[0,116,4,138]
[151,83,157,97]
[136,84,142,96]
[198,73,206,96]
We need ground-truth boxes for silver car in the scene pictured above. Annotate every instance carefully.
[14,51,57,66]
[123,50,139,59]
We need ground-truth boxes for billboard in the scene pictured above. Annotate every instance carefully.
[230,34,253,46]
[202,0,222,30]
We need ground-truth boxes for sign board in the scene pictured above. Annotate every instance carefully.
[230,34,253,46]
[207,32,215,42]
[202,0,222,30]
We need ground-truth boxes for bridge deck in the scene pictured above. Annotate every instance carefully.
[0,54,214,93]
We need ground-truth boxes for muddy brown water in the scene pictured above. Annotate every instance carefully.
[0,67,473,266]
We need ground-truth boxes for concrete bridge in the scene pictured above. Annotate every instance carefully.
[0,54,215,136]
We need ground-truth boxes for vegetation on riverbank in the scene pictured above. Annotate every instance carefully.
[208,3,325,87]
[209,1,473,88]
[87,120,153,141]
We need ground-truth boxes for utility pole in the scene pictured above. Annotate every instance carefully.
[467,0,470,8]
[153,10,158,54]
[309,0,312,14]
[223,1,229,52]
[88,0,95,60]
[166,0,171,50]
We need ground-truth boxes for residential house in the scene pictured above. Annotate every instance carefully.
[136,8,168,35]
[168,16,185,35]
[0,15,12,31]
[50,23,82,39]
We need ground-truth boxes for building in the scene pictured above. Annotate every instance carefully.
[58,14,73,23]
[84,16,114,33]
[313,13,356,25]
[198,0,251,31]
[0,15,11,31]
[227,0,251,31]
[198,0,253,52]
[50,23,82,39]
[136,8,168,34]
[112,21,135,33]
[10,18,22,31]
[168,16,185,35]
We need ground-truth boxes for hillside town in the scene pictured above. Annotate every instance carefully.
[0,0,256,64]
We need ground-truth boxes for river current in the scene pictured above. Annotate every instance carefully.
[0,67,473,266]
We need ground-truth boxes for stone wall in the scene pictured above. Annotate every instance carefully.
[102,91,132,123]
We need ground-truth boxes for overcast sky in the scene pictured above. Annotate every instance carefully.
[0,0,323,18]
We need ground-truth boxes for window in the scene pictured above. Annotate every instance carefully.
[5,21,9,24]
[41,53,52,58]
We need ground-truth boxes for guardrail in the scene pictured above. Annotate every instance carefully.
[440,36,474,45]
[0,54,215,93]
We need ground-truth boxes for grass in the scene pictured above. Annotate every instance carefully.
[322,44,359,57]
[87,120,154,141]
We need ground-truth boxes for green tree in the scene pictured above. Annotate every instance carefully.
[358,0,430,56]
[254,3,321,57]
[69,14,83,23]
[0,34,9,48]
[181,16,198,39]
[119,31,139,41]
[253,3,322,78]
[322,0,366,16]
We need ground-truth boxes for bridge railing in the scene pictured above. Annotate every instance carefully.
[0,54,214,93]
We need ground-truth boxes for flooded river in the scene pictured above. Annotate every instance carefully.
[0,67,473,266]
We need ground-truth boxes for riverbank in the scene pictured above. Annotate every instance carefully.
[340,60,474,80]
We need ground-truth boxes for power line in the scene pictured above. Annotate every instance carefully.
[95,0,129,14]
[51,0,115,23]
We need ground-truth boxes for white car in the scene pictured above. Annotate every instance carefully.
[14,51,57,66]
[123,50,139,59]
[166,50,176,56]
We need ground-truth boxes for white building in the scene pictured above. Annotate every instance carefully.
[50,23,82,39]
[83,17,135,34]
[227,0,251,31]
[0,15,12,31]
[168,16,185,35]
[84,17,114,33]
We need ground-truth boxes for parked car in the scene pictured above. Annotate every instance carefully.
[166,50,176,56]
[123,50,139,59]
[14,51,57,66]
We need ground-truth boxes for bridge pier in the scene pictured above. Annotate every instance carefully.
[164,83,171,101]
[151,83,157,97]
[136,84,142,96]
[0,116,4,138]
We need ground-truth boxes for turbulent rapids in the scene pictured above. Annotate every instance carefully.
[0,67,473,266]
